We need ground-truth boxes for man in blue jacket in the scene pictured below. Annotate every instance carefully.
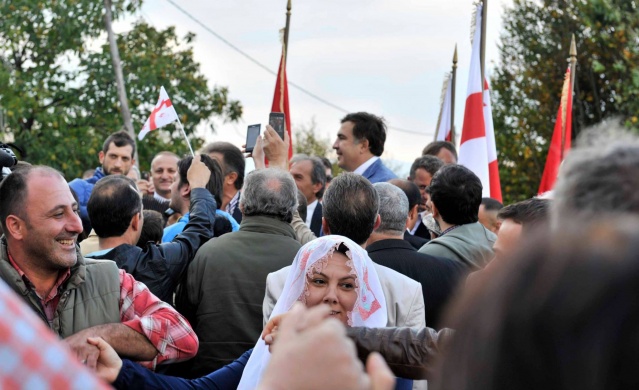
[332,112,397,183]
[69,131,136,234]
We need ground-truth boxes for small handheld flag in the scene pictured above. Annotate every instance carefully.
[138,86,179,141]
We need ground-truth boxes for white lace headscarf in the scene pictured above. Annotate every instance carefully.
[238,235,387,389]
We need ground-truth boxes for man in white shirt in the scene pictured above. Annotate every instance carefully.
[289,155,326,236]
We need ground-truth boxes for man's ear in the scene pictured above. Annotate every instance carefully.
[358,138,370,154]
[321,217,330,236]
[225,172,238,186]
[4,215,26,240]
[430,202,440,219]
[98,150,105,165]
[373,214,381,231]
[180,183,191,199]
[130,212,142,232]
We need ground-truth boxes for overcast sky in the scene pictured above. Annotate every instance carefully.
[123,0,514,171]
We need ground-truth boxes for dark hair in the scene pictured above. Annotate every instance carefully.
[498,198,550,230]
[137,210,164,248]
[292,156,327,199]
[320,157,333,183]
[481,197,504,211]
[436,218,639,390]
[422,141,457,160]
[177,155,224,206]
[323,173,379,245]
[88,175,142,238]
[388,179,422,211]
[201,142,245,190]
[427,165,482,225]
[409,155,444,179]
[102,130,136,157]
[297,189,308,222]
[213,214,233,237]
[341,112,387,156]
[0,165,62,232]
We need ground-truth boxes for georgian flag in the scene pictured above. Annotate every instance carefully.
[138,86,179,140]
[436,76,453,142]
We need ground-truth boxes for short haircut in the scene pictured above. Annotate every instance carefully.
[213,214,233,237]
[422,141,458,160]
[341,112,387,156]
[374,182,409,235]
[388,179,422,211]
[201,142,245,190]
[137,210,164,248]
[176,155,224,206]
[553,138,639,225]
[498,198,550,230]
[240,168,298,223]
[481,197,504,211]
[88,175,142,238]
[296,189,308,222]
[102,130,136,157]
[152,151,180,162]
[292,156,327,199]
[0,165,61,232]
[427,164,482,225]
[409,155,444,179]
[323,173,379,245]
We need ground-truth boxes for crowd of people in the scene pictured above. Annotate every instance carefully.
[0,111,638,389]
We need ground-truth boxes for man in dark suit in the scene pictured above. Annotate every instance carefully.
[289,155,327,237]
[332,112,397,183]
[367,182,466,329]
[407,155,444,240]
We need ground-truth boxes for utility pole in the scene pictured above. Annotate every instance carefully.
[103,0,139,166]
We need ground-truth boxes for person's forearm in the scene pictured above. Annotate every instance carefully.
[291,210,317,245]
[93,323,158,361]
[346,326,453,380]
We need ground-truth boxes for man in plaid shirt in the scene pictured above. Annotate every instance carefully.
[0,165,198,370]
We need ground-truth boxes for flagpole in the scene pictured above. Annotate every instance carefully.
[480,0,487,84]
[451,44,458,145]
[283,0,292,64]
[561,34,577,161]
[175,118,196,157]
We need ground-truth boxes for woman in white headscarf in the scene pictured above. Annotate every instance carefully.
[238,234,388,389]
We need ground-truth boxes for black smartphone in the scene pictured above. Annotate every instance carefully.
[141,171,150,181]
[269,112,286,140]
[245,124,261,153]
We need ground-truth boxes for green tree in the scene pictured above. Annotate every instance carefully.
[492,0,639,203]
[0,0,241,178]
[293,117,331,158]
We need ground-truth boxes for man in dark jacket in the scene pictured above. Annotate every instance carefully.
[85,156,216,304]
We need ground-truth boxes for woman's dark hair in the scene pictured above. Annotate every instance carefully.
[435,218,639,390]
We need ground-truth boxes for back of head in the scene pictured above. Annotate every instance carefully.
[436,217,639,390]
[88,175,142,238]
[409,155,444,179]
[388,179,421,211]
[481,197,503,212]
[0,165,61,233]
[137,210,164,247]
[428,164,482,225]
[102,130,136,157]
[201,141,245,190]
[498,198,550,232]
[553,129,639,226]
[177,155,224,205]
[240,169,298,223]
[374,182,409,236]
[323,173,379,245]
[422,141,457,161]
[341,112,387,156]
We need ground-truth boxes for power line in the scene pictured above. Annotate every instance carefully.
[162,0,429,137]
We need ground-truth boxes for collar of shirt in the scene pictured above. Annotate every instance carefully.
[409,211,426,235]
[353,156,379,176]
[305,199,319,226]
[225,190,241,214]
[153,192,170,202]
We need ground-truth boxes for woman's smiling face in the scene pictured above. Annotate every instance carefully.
[305,251,358,325]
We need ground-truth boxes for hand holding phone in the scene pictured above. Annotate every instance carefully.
[245,124,261,153]
[269,112,286,140]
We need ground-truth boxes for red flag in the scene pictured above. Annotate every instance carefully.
[271,50,293,159]
[538,67,573,195]
[458,4,502,202]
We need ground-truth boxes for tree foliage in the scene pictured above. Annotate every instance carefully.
[0,0,241,178]
[492,0,639,203]
[293,117,332,158]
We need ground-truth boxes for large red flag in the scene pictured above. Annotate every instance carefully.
[458,4,502,201]
[271,50,293,159]
[538,67,573,195]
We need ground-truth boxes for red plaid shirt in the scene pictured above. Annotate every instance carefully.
[0,278,110,389]
[8,256,198,370]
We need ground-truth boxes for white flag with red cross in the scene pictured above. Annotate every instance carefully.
[138,86,179,140]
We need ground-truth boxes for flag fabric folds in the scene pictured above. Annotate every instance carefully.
[435,76,453,142]
[138,86,179,141]
[538,67,573,195]
[271,50,293,159]
[458,4,502,202]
